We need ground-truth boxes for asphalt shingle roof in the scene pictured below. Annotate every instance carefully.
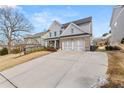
[62,16,92,28]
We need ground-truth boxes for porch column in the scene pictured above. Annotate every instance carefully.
[48,41,51,47]
[59,40,62,50]
[54,40,56,49]
[45,40,48,47]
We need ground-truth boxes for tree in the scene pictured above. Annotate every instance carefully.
[102,33,109,37]
[0,6,33,53]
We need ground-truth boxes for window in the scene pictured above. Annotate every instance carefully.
[49,32,51,37]
[60,30,62,35]
[114,22,117,27]
[71,28,74,33]
[54,32,56,36]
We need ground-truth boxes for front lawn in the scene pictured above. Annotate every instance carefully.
[0,51,51,71]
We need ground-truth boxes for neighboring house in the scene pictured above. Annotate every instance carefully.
[24,32,47,47]
[0,41,4,50]
[0,44,7,50]
[0,45,3,50]
[41,31,49,47]
[23,32,47,52]
[93,33,111,47]
[110,5,124,46]
[0,41,6,50]
[45,17,92,51]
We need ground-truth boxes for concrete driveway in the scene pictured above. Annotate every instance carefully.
[0,51,108,88]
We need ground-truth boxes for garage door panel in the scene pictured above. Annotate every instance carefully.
[61,38,85,51]
[73,40,78,51]
[67,40,71,50]
[64,41,68,51]
[78,39,83,51]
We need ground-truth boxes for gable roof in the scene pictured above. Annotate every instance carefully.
[60,23,89,37]
[24,31,47,39]
[33,32,47,38]
[48,20,62,31]
[53,20,62,26]
[62,16,92,28]
[70,23,87,33]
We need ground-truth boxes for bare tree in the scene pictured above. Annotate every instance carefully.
[0,6,33,53]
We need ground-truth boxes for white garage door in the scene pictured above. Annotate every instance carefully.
[62,39,85,51]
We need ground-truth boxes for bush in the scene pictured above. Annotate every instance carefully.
[11,48,21,54]
[23,46,57,54]
[45,47,57,52]
[0,48,8,56]
[105,46,120,51]
[25,47,49,54]
[121,38,124,44]
[114,46,121,50]
[90,45,98,51]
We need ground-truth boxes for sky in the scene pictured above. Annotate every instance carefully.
[16,5,113,37]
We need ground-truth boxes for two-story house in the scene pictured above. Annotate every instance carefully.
[24,32,47,48]
[0,41,4,50]
[110,5,124,45]
[45,17,92,51]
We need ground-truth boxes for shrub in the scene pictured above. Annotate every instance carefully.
[25,46,49,54]
[121,38,124,44]
[23,46,57,54]
[0,48,8,56]
[90,45,98,51]
[102,33,109,37]
[45,47,57,52]
[11,48,21,54]
[114,46,121,50]
[105,46,113,50]
[105,46,120,51]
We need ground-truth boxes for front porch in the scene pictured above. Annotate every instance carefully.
[45,38,60,49]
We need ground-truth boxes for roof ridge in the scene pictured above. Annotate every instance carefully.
[63,16,92,25]
[62,16,92,28]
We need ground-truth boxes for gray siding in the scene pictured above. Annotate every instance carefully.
[48,21,62,38]
[78,22,92,34]
[111,6,124,45]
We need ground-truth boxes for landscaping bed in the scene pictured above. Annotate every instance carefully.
[101,51,124,88]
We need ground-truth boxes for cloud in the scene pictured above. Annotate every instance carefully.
[29,10,72,33]
[29,8,79,33]
[30,11,63,33]
[0,5,17,9]
[5,6,79,34]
